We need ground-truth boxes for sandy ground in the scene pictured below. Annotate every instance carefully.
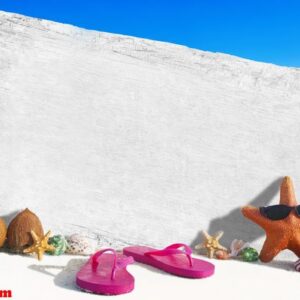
[1,251,299,300]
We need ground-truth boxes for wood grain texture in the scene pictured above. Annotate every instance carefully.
[1,11,300,251]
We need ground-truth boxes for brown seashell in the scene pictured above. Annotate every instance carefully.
[7,208,44,252]
[215,250,229,260]
[0,218,7,247]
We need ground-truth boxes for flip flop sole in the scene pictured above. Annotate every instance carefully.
[123,246,214,278]
[76,279,134,295]
[76,253,135,295]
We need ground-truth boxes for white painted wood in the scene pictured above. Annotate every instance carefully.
[1,11,300,252]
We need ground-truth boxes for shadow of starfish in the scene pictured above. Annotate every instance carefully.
[190,177,283,249]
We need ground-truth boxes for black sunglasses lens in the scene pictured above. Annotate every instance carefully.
[295,206,300,216]
[260,205,292,220]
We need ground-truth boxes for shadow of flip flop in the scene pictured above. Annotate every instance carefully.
[28,258,86,292]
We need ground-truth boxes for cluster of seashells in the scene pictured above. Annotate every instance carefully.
[0,208,97,257]
[2,209,300,269]
[215,239,250,260]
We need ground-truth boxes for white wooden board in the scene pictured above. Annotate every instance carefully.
[1,11,300,254]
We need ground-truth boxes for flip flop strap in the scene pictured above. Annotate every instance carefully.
[145,243,193,267]
[91,248,134,280]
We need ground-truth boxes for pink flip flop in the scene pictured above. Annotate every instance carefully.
[123,243,214,278]
[76,248,135,295]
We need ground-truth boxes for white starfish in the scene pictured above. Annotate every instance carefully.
[195,230,227,258]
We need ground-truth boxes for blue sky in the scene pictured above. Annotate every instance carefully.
[0,0,299,67]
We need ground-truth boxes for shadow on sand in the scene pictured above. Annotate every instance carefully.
[28,254,297,289]
[28,258,86,292]
[28,257,169,293]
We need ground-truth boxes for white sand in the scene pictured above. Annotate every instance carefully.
[1,252,299,300]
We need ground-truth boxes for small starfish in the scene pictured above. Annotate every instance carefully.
[195,230,227,258]
[23,230,55,260]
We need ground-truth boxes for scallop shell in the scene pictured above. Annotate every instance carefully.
[65,234,96,255]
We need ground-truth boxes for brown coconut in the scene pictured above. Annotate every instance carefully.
[7,208,44,252]
[0,218,7,248]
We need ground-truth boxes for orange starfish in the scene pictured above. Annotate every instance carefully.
[242,176,300,262]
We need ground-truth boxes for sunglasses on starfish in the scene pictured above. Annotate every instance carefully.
[259,204,300,220]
